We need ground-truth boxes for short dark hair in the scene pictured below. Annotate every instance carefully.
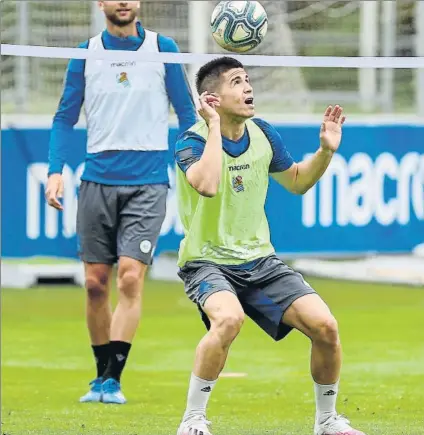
[195,57,244,95]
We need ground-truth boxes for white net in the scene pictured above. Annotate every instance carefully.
[205,1,313,113]
[0,0,422,116]
[204,0,418,115]
[1,1,93,113]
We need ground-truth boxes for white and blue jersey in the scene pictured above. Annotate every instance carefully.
[48,21,197,185]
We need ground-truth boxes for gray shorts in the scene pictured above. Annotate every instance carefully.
[76,181,167,265]
[178,255,317,341]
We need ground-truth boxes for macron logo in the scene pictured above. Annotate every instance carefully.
[111,61,136,68]
[228,164,250,172]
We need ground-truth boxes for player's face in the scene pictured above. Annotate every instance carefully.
[99,1,140,26]
[218,68,254,120]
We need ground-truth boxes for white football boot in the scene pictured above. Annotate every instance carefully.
[314,413,366,435]
[177,415,213,435]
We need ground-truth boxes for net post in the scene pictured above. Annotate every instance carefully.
[188,1,209,100]
[91,2,105,35]
[417,0,424,117]
[359,1,379,112]
[381,0,396,113]
[16,2,29,113]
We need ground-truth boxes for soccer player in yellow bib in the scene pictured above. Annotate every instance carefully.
[174,57,366,435]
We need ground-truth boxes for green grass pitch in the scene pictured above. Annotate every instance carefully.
[2,277,424,435]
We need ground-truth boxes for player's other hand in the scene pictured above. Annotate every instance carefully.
[319,105,346,153]
[198,91,221,125]
[45,173,64,211]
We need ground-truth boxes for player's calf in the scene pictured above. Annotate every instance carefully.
[191,308,244,386]
[85,264,112,346]
[309,316,341,384]
[80,265,113,404]
[99,258,146,403]
[195,293,245,379]
[115,265,143,335]
[181,292,244,426]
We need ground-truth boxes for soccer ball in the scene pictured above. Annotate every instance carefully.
[210,1,268,53]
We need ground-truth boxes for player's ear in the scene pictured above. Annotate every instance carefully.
[98,1,104,12]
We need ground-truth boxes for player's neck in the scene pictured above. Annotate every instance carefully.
[220,119,245,141]
[105,21,138,38]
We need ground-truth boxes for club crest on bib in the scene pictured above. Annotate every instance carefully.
[232,175,244,193]
[116,72,130,88]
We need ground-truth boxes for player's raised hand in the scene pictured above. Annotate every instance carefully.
[319,105,346,153]
[45,173,64,211]
[198,91,221,125]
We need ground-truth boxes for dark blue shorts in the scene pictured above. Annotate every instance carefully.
[178,255,317,341]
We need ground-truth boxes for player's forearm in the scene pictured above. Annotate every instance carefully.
[48,122,74,175]
[48,64,84,176]
[187,122,222,197]
[293,147,334,194]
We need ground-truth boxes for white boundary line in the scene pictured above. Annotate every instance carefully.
[2,44,424,68]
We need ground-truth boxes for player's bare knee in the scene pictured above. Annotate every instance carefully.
[212,311,244,342]
[313,316,339,347]
[85,275,108,301]
[117,267,144,299]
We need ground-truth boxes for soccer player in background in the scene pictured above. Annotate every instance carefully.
[45,1,196,404]
[174,57,366,435]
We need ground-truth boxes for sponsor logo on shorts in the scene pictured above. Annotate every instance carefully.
[140,240,152,254]
[199,281,213,295]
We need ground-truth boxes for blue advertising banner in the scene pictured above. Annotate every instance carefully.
[1,123,423,259]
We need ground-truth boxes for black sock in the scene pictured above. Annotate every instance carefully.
[103,341,132,383]
[92,343,110,378]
